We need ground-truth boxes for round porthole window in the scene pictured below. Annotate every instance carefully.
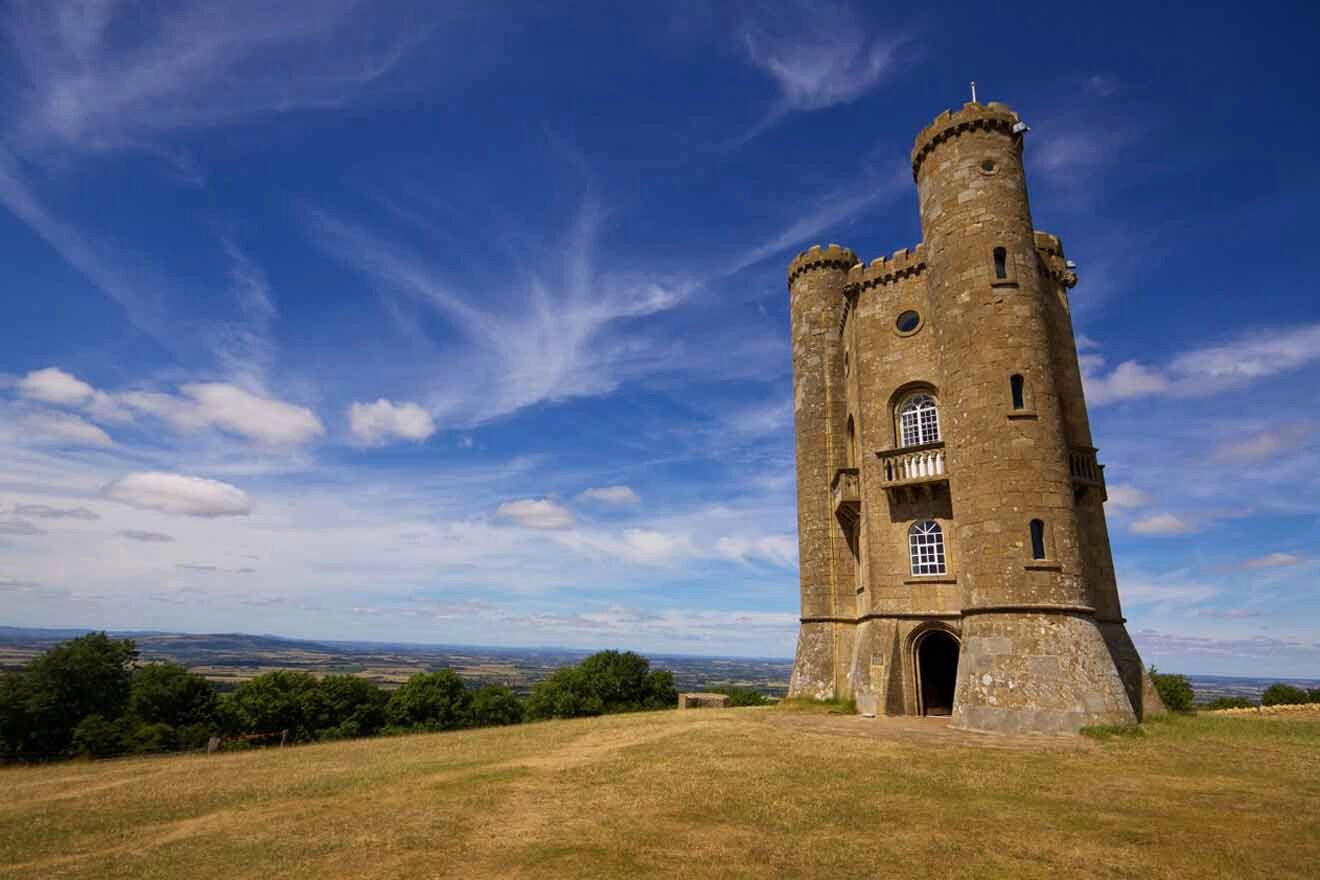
[896,310,921,334]
[980,159,996,174]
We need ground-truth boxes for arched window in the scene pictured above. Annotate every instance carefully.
[846,416,857,468]
[909,520,947,576]
[1030,519,1047,560]
[993,247,1008,280]
[898,393,940,447]
[1010,374,1026,410]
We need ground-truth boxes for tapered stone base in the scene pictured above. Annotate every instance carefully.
[951,612,1137,734]
[1098,620,1166,720]
[789,621,836,699]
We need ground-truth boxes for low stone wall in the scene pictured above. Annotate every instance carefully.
[678,693,731,710]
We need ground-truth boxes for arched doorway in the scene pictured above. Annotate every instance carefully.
[916,630,960,716]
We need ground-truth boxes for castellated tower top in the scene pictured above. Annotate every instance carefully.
[909,101,1023,180]
[786,243,858,286]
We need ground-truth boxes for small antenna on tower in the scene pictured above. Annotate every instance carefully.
[970,80,978,103]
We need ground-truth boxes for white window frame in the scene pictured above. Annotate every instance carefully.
[898,393,940,447]
[908,520,947,576]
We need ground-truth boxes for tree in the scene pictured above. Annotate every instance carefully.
[1261,683,1310,707]
[129,662,218,729]
[385,670,471,731]
[318,675,388,739]
[1309,689,1320,704]
[525,651,677,720]
[71,715,126,758]
[1148,667,1194,713]
[469,685,524,727]
[222,671,324,742]
[1,633,138,758]
[525,668,604,720]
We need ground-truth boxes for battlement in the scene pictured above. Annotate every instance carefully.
[787,243,859,288]
[910,101,1022,179]
[1034,230,1077,289]
[845,243,927,293]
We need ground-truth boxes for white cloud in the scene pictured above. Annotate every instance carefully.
[715,534,798,567]
[20,411,113,447]
[1105,484,1149,509]
[122,383,324,446]
[740,1,904,112]
[1084,360,1170,405]
[12,504,99,520]
[579,485,639,505]
[1240,552,1303,570]
[1083,323,1320,406]
[1212,425,1311,464]
[18,366,95,405]
[1120,580,1217,605]
[117,529,175,543]
[556,527,696,566]
[495,498,575,530]
[1130,512,1194,536]
[0,518,46,537]
[348,398,436,446]
[102,472,253,517]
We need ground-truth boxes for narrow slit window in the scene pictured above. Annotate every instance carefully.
[993,247,1008,280]
[1010,374,1025,410]
[846,416,857,468]
[1030,519,1047,560]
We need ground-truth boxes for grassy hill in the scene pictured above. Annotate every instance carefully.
[3,706,1318,879]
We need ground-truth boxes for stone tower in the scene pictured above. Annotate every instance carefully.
[787,100,1164,734]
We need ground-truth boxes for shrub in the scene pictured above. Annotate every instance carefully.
[129,662,217,729]
[222,671,324,742]
[1310,689,1320,704]
[526,668,605,720]
[385,670,471,731]
[469,685,524,727]
[1261,683,1310,707]
[1149,667,1194,713]
[1204,697,1255,710]
[1,633,138,758]
[318,675,388,738]
[712,687,772,707]
[71,715,126,757]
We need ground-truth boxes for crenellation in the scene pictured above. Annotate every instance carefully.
[786,96,1160,733]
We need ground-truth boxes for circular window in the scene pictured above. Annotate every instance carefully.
[980,159,996,174]
[896,310,921,334]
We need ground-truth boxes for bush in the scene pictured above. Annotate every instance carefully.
[712,687,772,707]
[386,670,471,731]
[129,662,217,729]
[1261,683,1310,707]
[526,651,677,720]
[318,675,388,738]
[1310,689,1320,704]
[469,685,524,727]
[71,715,126,757]
[1204,697,1255,710]
[1149,667,1194,713]
[1,633,138,758]
[222,671,324,742]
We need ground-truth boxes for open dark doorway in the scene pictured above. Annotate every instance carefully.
[917,630,960,716]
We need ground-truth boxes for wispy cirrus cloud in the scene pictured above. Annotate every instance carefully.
[738,0,909,114]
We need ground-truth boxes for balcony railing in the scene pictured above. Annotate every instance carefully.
[1068,446,1106,499]
[878,441,947,490]
[832,467,860,522]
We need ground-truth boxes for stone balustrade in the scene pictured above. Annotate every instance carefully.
[878,442,947,488]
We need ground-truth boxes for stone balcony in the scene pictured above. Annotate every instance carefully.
[1068,446,1107,500]
[832,467,860,523]
[877,441,947,502]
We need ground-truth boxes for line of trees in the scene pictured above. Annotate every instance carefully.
[0,633,681,762]
[1149,667,1320,712]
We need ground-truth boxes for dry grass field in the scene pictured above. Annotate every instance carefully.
[2,706,1318,879]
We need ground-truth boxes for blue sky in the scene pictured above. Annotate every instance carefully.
[1,0,1317,675]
